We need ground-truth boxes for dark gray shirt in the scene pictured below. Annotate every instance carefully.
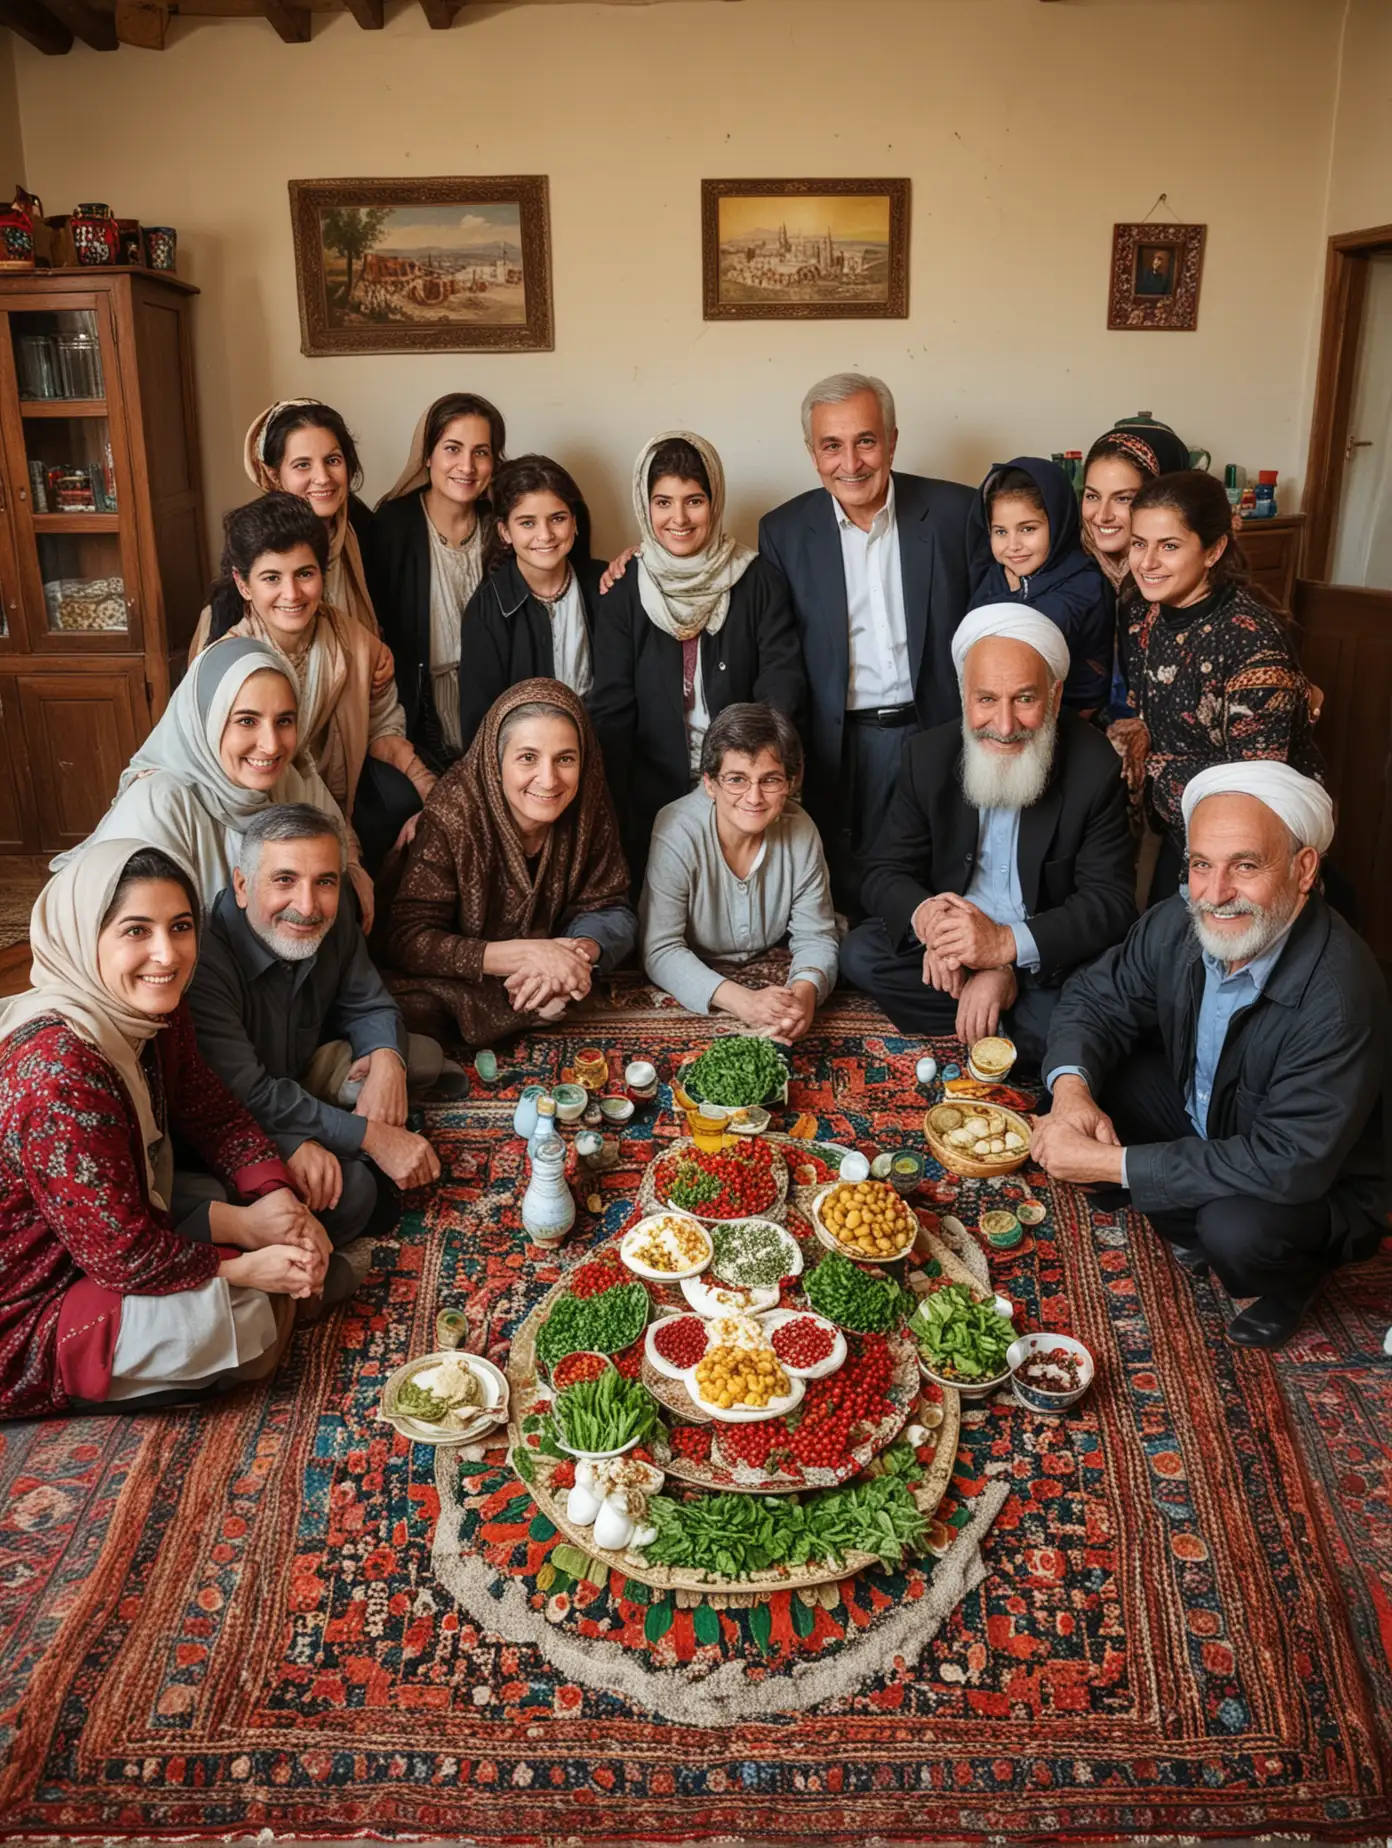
[187,887,407,1158]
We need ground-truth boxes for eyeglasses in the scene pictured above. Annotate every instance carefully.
[716,772,790,794]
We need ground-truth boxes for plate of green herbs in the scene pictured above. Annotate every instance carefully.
[911,1282,1015,1398]
[681,1036,789,1109]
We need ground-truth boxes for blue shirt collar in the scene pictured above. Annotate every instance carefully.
[1199,917,1297,994]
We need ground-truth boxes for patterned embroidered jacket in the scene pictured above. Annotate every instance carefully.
[1123,581,1325,841]
[0,1003,291,1419]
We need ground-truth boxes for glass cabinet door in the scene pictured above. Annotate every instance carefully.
[0,295,142,651]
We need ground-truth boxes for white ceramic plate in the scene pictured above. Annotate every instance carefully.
[619,1211,714,1282]
[809,1182,919,1264]
[644,1313,711,1381]
[684,1370,806,1424]
[680,1275,781,1318]
[707,1217,803,1288]
[757,1306,847,1380]
[380,1350,509,1447]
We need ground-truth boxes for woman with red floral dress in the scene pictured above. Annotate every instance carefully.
[0,840,330,1420]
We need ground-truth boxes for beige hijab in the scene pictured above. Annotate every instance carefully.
[0,838,186,1210]
[378,401,437,506]
[244,401,379,636]
[631,430,756,643]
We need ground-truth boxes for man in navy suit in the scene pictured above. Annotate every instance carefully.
[758,373,983,916]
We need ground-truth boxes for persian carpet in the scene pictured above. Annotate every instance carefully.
[0,990,1388,1844]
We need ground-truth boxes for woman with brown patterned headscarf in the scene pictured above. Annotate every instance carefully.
[384,679,635,1048]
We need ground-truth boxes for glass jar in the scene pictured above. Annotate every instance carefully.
[16,332,57,398]
[56,330,102,399]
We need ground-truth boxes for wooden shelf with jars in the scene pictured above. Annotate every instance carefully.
[0,268,207,855]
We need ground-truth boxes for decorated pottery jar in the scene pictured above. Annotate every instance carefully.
[71,203,118,266]
[0,185,39,270]
[143,225,177,271]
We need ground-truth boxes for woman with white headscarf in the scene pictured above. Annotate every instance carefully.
[0,840,329,1419]
[54,636,374,926]
[588,430,807,891]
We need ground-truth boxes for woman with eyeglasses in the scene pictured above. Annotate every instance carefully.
[640,703,837,1044]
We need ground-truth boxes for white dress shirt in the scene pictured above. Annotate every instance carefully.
[836,478,914,710]
[548,573,593,701]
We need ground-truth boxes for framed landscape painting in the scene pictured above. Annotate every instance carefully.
[289,176,553,356]
[702,178,910,321]
[1107,221,1206,331]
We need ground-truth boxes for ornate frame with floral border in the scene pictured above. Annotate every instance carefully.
[288,174,554,356]
[1107,220,1206,332]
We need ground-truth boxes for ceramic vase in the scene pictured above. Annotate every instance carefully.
[521,1139,574,1247]
[71,203,118,266]
[0,185,39,271]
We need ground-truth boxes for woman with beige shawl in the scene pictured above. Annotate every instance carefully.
[191,494,435,870]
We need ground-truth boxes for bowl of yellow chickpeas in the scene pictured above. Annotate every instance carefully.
[810,1179,920,1264]
[687,1340,806,1423]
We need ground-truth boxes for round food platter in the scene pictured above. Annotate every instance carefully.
[809,1179,920,1264]
[381,1349,509,1447]
[708,1215,803,1288]
[619,1211,714,1282]
[680,1274,780,1317]
[647,1136,788,1226]
[758,1306,847,1380]
[644,1312,711,1380]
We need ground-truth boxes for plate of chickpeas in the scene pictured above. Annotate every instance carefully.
[811,1179,920,1264]
[686,1339,806,1423]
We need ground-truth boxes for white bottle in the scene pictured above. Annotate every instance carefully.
[528,1094,561,1159]
[522,1135,575,1247]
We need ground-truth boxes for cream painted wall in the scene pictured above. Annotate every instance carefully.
[9,0,1347,559]
[1324,0,1392,235]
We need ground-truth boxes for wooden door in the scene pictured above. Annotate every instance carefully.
[16,667,145,851]
[1294,580,1392,957]
[0,676,35,850]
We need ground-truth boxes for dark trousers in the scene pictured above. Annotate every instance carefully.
[353,757,423,877]
[818,719,920,918]
[1100,1046,1336,1300]
[839,915,1060,1064]
[171,1158,386,1251]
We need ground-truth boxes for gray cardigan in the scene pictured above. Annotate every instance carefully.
[640,789,839,1015]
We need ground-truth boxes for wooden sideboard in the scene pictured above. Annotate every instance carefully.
[1240,512,1304,613]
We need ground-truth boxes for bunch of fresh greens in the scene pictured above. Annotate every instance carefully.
[641,1471,927,1575]
[804,1251,912,1333]
[662,1160,721,1211]
[685,1036,787,1107]
[394,1377,453,1423]
[535,1281,649,1368]
[912,1283,1013,1380]
[553,1370,661,1453]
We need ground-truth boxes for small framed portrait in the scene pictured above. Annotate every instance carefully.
[1108,222,1206,331]
[701,178,910,321]
[288,175,553,356]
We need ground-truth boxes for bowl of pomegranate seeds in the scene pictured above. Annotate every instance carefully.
[759,1307,847,1380]
[1006,1332,1094,1413]
[548,1349,614,1393]
[645,1314,712,1380]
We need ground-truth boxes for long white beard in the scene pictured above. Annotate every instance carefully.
[1187,882,1300,967]
[960,713,1058,812]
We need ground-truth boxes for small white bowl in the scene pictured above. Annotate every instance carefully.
[645,1313,711,1380]
[1007,1331,1094,1413]
[757,1307,847,1380]
[600,1094,635,1126]
[724,1104,771,1137]
[680,1274,780,1318]
[552,1429,646,1462]
[685,1370,806,1424]
[708,1216,803,1288]
[619,1211,713,1282]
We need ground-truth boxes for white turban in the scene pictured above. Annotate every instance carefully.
[950,604,1071,686]
[1181,761,1335,854]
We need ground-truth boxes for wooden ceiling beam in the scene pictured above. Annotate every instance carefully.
[341,0,383,25]
[417,0,463,28]
[115,0,168,46]
[42,0,118,45]
[260,0,309,38]
[0,0,73,52]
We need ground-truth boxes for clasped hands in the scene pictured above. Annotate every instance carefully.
[715,976,817,1045]
[911,893,1019,1044]
[1029,1074,1126,1186]
[503,937,597,1018]
[219,1186,330,1299]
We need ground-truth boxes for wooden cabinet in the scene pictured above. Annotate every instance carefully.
[0,268,205,854]
[1241,513,1305,613]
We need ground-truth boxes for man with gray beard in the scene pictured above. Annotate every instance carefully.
[188,805,443,1268]
[840,606,1136,1060]
[1035,762,1388,1349]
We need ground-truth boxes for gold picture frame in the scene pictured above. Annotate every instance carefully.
[288,175,554,357]
[701,178,910,321]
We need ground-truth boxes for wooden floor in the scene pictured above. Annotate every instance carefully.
[0,942,28,996]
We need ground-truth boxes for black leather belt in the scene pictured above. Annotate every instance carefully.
[845,703,917,728]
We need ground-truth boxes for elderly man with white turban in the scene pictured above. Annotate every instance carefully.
[840,605,1137,1059]
[1035,761,1388,1349]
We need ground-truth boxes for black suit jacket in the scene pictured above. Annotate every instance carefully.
[860,711,1136,987]
[1045,893,1389,1254]
[757,471,983,823]
[587,555,807,883]
[456,554,605,757]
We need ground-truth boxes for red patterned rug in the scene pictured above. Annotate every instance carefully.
[0,991,1388,1843]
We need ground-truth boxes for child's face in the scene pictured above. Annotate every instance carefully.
[989,493,1051,588]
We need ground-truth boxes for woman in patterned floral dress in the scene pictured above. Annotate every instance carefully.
[1118,469,1324,901]
[0,841,330,1420]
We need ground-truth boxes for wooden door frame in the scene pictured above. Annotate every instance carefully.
[1302,221,1392,582]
